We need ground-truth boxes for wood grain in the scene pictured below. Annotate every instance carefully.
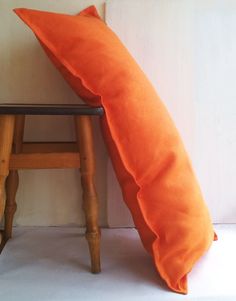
[0,115,15,250]
[9,153,80,169]
[22,142,77,153]
[75,115,101,273]
[4,115,25,240]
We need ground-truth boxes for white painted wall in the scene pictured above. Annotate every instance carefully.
[1,0,235,227]
[107,0,236,225]
[0,0,108,226]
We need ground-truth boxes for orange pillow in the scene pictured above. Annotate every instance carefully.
[14,6,216,294]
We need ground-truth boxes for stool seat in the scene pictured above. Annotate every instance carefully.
[0,102,102,274]
[0,103,104,116]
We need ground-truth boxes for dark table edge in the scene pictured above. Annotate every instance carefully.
[0,106,104,116]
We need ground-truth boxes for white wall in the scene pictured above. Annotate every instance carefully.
[107,0,236,225]
[1,0,236,227]
[0,0,108,226]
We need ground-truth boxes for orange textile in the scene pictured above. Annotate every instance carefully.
[14,6,216,294]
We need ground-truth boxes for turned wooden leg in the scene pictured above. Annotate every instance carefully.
[75,115,101,274]
[4,171,18,240]
[4,115,25,240]
[0,115,15,252]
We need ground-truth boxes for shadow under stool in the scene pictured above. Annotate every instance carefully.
[0,103,104,273]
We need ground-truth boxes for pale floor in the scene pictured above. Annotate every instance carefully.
[0,225,235,301]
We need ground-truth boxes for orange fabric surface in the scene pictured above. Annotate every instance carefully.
[14,6,215,294]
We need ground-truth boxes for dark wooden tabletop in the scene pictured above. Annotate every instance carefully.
[0,103,104,116]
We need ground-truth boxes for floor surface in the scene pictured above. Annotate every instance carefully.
[0,225,236,301]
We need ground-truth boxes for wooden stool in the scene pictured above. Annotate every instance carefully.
[0,103,103,273]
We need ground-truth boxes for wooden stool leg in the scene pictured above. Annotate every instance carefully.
[75,115,101,274]
[4,114,25,240]
[4,171,18,240]
[0,115,15,252]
